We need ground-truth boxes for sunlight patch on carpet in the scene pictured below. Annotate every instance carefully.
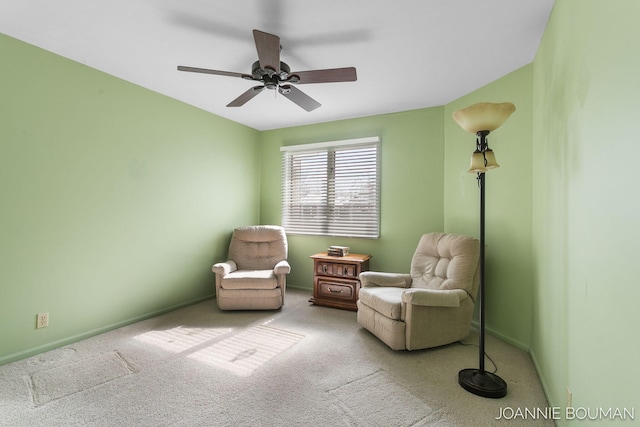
[188,324,304,377]
[27,351,136,407]
[133,326,230,353]
[327,369,445,427]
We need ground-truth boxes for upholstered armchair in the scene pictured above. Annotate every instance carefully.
[357,232,480,350]
[212,225,290,310]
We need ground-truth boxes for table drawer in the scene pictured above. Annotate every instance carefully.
[316,279,356,301]
[335,263,357,278]
[316,262,358,278]
[316,262,335,276]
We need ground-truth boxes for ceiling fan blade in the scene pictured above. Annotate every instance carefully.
[278,85,321,112]
[178,66,251,79]
[253,29,281,74]
[289,67,357,84]
[227,86,265,107]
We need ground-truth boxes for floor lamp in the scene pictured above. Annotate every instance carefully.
[452,102,515,399]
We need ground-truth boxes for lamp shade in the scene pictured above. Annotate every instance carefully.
[484,149,500,169]
[452,102,516,134]
[468,150,487,173]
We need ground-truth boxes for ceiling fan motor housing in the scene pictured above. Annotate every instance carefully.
[251,60,295,89]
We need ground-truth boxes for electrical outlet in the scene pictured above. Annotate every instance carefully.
[566,387,572,408]
[36,312,49,329]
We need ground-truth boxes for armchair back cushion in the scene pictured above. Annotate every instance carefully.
[229,226,288,270]
[410,232,480,299]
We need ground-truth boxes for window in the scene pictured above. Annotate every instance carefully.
[281,137,380,238]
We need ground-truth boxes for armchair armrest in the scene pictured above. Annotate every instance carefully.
[359,271,411,288]
[274,260,291,275]
[212,260,237,276]
[401,288,468,307]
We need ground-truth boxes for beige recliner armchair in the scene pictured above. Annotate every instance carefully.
[212,225,290,310]
[357,232,480,350]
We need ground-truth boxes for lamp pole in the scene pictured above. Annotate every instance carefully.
[478,140,486,375]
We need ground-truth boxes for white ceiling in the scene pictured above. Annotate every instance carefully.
[0,0,555,131]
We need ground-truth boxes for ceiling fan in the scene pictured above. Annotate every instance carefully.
[178,29,357,112]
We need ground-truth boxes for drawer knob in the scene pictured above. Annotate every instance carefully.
[323,265,328,273]
[328,287,343,294]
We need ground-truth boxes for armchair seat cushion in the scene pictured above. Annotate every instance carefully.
[220,270,277,290]
[358,287,405,320]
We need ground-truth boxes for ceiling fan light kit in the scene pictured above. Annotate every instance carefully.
[178,29,357,112]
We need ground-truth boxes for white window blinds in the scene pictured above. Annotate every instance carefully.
[281,137,380,238]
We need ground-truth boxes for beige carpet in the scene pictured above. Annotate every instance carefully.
[327,369,445,426]
[0,289,553,426]
[27,351,136,407]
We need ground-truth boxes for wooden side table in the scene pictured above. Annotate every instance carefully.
[309,252,371,311]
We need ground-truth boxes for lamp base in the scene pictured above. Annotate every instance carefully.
[458,368,507,399]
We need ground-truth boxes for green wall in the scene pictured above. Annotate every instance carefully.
[531,0,640,420]
[259,108,445,288]
[444,65,534,350]
[0,34,260,364]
